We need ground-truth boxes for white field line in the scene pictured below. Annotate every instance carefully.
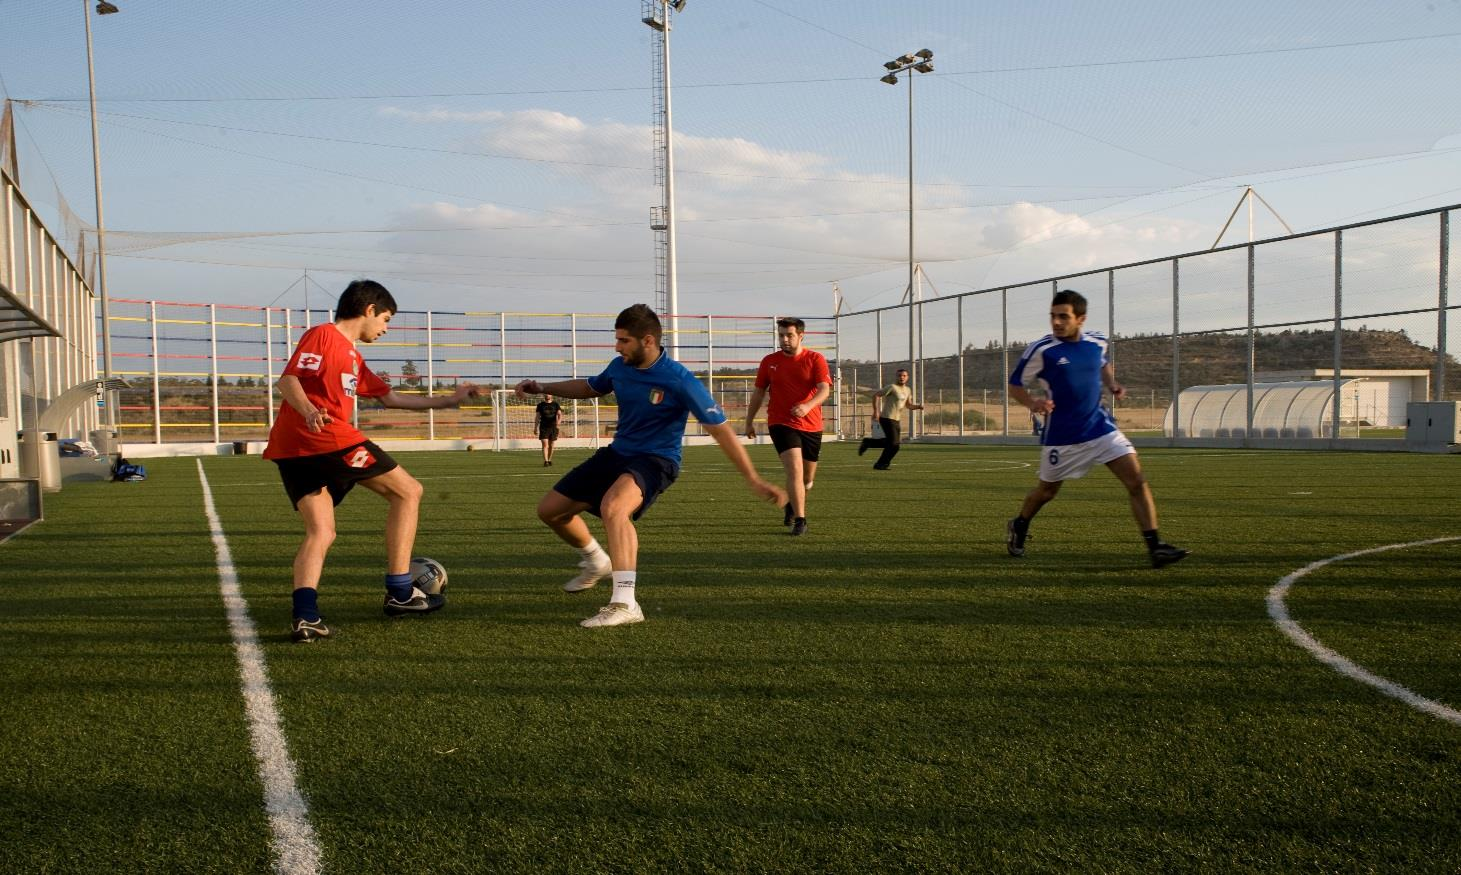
[1268,536,1461,728]
[196,459,323,874]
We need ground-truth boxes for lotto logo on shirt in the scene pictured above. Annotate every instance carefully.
[342,446,376,469]
[297,352,323,371]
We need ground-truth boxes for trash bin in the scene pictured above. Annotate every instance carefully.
[89,428,119,459]
[18,430,61,493]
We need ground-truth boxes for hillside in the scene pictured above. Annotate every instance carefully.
[843,328,1459,399]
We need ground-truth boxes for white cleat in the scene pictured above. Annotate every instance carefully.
[563,552,613,593]
[580,602,645,628]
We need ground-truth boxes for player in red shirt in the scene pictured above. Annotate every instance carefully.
[744,317,832,536]
[264,280,481,642]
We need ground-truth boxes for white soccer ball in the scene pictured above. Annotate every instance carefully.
[409,557,448,596]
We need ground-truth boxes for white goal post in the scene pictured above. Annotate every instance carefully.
[490,389,602,451]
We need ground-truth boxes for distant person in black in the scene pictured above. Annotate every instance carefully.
[536,394,563,467]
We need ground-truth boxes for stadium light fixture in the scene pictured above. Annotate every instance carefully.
[883,60,901,70]
[913,62,933,74]
[880,73,898,85]
[915,48,933,59]
[96,1,119,13]
[669,0,687,10]
[896,53,916,64]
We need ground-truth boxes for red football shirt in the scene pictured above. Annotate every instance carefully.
[755,348,832,431]
[263,324,391,459]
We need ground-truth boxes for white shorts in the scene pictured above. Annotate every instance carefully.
[1038,430,1135,482]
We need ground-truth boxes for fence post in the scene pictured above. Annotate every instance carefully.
[1246,244,1255,438]
[571,313,579,441]
[956,296,965,437]
[426,310,436,441]
[1171,259,1180,439]
[1333,230,1343,438]
[1438,211,1449,401]
[264,306,274,431]
[498,312,508,393]
[150,300,161,444]
[209,303,220,445]
[1001,288,1009,437]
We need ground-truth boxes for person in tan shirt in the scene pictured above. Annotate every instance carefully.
[858,368,922,470]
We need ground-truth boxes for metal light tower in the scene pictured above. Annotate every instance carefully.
[643,0,685,358]
[85,0,119,448]
[881,48,933,435]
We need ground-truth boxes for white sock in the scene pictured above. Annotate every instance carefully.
[611,571,637,608]
[578,538,607,561]
[805,480,814,491]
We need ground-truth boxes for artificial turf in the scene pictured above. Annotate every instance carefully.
[1,443,1457,872]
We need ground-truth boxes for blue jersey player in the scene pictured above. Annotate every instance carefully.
[516,304,786,627]
[1006,290,1188,568]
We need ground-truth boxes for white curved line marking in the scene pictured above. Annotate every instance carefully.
[1268,536,1461,727]
[197,460,323,873]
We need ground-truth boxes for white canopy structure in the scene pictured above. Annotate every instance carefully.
[1164,380,1356,438]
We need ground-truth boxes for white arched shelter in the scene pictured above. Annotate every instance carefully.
[1164,380,1357,438]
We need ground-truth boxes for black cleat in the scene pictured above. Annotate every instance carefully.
[783,503,794,526]
[1150,543,1190,569]
[291,617,332,643]
[790,517,807,537]
[1006,518,1028,558]
[384,586,446,617]
[857,439,869,456]
[872,463,890,471]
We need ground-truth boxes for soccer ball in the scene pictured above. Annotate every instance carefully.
[409,557,448,596]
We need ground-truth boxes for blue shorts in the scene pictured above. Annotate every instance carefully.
[552,445,679,521]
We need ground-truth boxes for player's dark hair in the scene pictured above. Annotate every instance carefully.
[336,279,398,319]
[1051,289,1087,316]
[616,304,663,343]
[776,317,806,333]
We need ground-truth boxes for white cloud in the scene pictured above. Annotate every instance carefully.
[362,110,1231,314]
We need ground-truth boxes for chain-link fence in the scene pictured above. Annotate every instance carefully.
[837,204,1459,442]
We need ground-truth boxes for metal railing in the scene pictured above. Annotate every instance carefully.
[837,203,1459,442]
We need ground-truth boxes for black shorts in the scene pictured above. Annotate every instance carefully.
[538,425,560,441]
[552,445,679,521]
[273,440,399,509]
[769,425,822,462]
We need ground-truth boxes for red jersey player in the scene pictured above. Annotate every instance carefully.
[744,317,832,536]
[264,280,480,642]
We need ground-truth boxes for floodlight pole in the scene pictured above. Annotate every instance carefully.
[84,0,118,446]
[881,50,933,435]
[644,0,683,359]
[663,4,680,361]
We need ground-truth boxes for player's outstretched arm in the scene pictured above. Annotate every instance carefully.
[1010,384,1053,415]
[514,378,601,400]
[380,382,482,410]
[790,381,831,420]
[277,374,332,432]
[743,385,768,438]
[705,422,786,506]
[1101,363,1127,400]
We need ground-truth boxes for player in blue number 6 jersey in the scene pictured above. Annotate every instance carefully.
[516,304,786,627]
[1005,290,1188,568]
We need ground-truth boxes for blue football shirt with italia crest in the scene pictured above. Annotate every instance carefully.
[587,352,726,464]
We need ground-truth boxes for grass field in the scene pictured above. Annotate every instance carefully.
[2,443,1459,873]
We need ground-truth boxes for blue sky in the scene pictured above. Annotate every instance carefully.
[2,0,1459,319]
